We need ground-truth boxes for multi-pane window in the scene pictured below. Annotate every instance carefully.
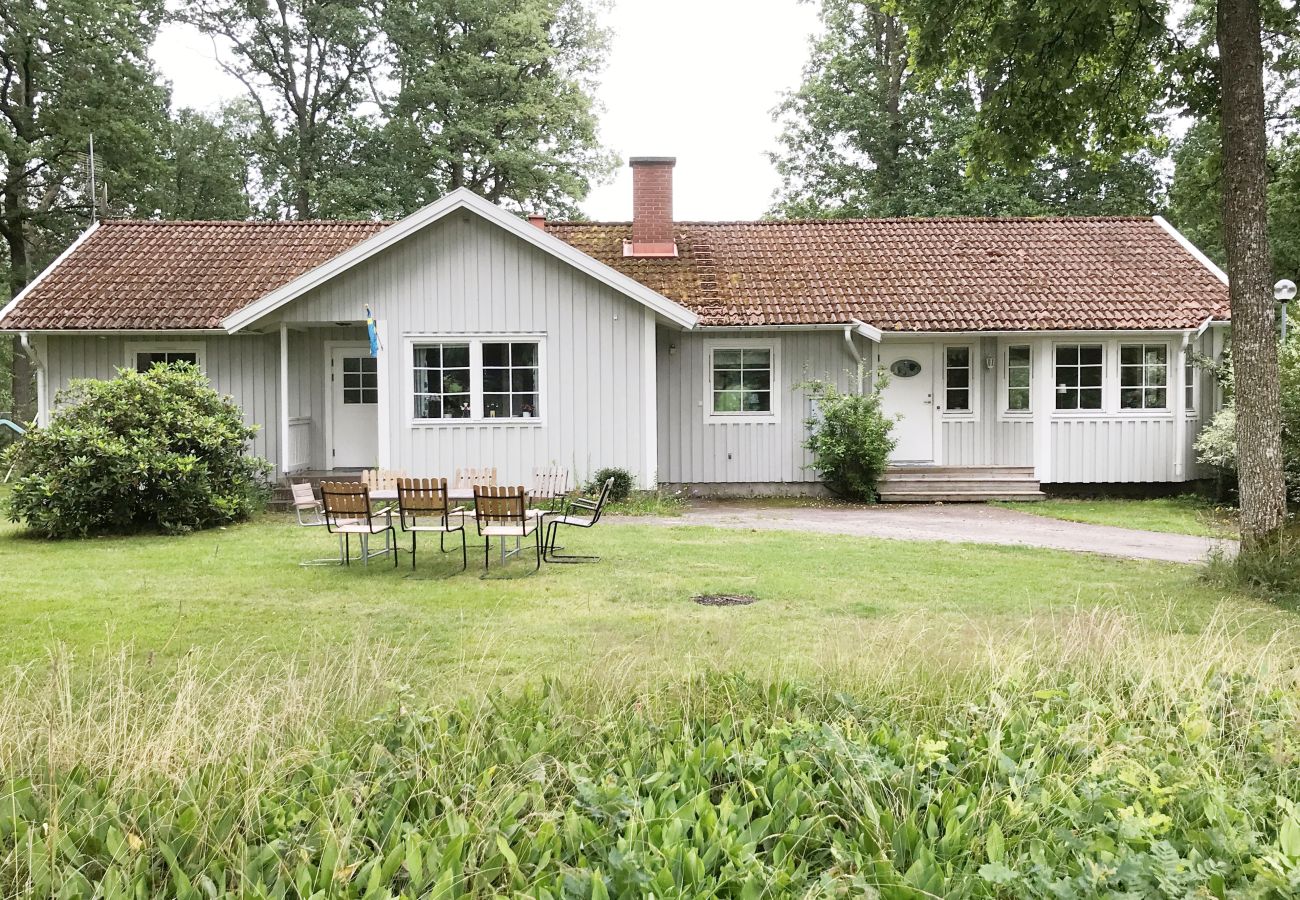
[944,346,972,412]
[1055,344,1103,410]
[341,355,378,405]
[1006,345,1031,411]
[711,347,772,414]
[412,343,471,419]
[1120,343,1168,410]
[135,351,198,372]
[483,342,540,418]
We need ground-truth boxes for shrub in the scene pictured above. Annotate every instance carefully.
[584,466,634,502]
[2,364,270,537]
[800,378,896,501]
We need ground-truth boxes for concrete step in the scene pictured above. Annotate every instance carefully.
[879,480,1043,493]
[880,473,1040,484]
[885,465,1035,477]
[879,489,1046,503]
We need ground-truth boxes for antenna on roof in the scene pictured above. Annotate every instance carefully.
[88,134,97,225]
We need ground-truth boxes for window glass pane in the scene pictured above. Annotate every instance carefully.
[1145,388,1166,408]
[1056,346,1078,366]
[1120,388,1142,409]
[483,394,509,417]
[1146,365,1166,387]
[713,349,742,367]
[1009,368,1030,389]
[362,389,378,404]
[741,369,770,390]
[1057,390,1079,410]
[512,394,539,417]
[413,342,474,419]
[483,368,508,391]
[1080,365,1102,388]
[742,348,771,368]
[1080,346,1103,366]
[482,343,509,366]
[444,345,469,368]
[947,368,969,389]
[344,388,361,404]
[1008,388,1030,411]
[1080,388,1102,409]
[512,369,537,392]
[1120,366,1141,387]
[714,391,742,412]
[471,340,540,419]
[946,347,970,367]
[443,370,469,393]
[1008,346,1030,367]
[414,347,440,368]
[1120,345,1141,366]
[743,391,771,412]
[946,389,970,411]
[1057,366,1079,388]
[511,343,538,366]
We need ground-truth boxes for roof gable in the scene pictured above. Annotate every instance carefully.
[222,189,698,331]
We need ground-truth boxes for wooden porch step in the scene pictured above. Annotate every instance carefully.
[879,489,1045,503]
[879,464,1042,503]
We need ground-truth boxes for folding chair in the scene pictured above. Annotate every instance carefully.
[473,485,542,574]
[320,482,397,567]
[396,477,468,571]
[544,477,614,563]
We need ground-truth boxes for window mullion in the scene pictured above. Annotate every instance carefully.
[470,341,484,419]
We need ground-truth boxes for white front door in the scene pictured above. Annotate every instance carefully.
[329,347,379,468]
[877,344,935,462]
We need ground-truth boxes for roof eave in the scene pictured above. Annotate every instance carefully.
[0,222,101,329]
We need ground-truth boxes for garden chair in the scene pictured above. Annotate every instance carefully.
[320,481,397,567]
[291,481,347,567]
[543,477,614,563]
[362,469,406,510]
[396,477,468,571]
[473,485,542,574]
[529,465,571,510]
[453,467,498,491]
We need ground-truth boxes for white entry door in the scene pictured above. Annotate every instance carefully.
[877,344,935,462]
[329,347,379,468]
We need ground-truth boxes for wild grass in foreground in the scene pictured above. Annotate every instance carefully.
[2,611,1299,898]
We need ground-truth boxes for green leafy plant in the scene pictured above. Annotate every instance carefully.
[2,364,270,537]
[800,378,896,501]
[584,466,635,502]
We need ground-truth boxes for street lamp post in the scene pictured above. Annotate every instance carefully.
[1277,279,1298,344]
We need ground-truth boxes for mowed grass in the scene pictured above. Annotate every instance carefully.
[995,494,1238,537]
[0,504,1290,690]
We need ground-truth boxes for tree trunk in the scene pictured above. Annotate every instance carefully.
[2,200,35,423]
[1217,0,1285,546]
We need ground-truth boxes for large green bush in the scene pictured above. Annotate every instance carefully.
[2,364,269,537]
[801,378,896,500]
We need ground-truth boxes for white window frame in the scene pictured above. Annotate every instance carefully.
[1183,344,1199,416]
[124,340,207,373]
[939,343,979,419]
[1118,342,1171,412]
[405,333,545,426]
[1051,341,1107,416]
[998,342,1033,420]
[703,338,780,424]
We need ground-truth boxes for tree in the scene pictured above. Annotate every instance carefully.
[377,0,614,217]
[180,0,384,219]
[771,0,1163,219]
[148,105,256,220]
[1,0,171,421]
[896,0,1296,548]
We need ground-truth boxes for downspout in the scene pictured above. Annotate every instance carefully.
[843,325,864,394]
[18,332,45,426]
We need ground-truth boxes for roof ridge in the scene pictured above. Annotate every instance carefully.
[100,218,394,227]
[548,216,1158,227]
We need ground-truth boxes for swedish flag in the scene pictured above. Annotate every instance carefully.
[365,305,379,357]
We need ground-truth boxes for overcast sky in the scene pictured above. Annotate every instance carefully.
[151,1,822,221]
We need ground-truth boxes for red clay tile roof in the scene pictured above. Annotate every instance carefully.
[0,214,1229,332]
[544,217,1230,331]
[0,219,389,330]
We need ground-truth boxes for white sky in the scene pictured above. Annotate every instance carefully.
[151,0,822,221]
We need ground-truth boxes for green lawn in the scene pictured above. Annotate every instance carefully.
[0,504,1285,690]
[994,494,1238,537]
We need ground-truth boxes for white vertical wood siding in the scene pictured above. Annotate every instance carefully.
[656,329,858,484]
[276,213,653,486]
[41,333,283,471]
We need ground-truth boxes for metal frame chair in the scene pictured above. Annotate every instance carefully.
[291,481,347,566]
[473,485,542,574]
[396,477,467,571]
[543,477,614,563]
[320,482,398,567]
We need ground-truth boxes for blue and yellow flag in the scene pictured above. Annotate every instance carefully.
[365,305,380,357]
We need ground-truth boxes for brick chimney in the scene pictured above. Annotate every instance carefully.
[526,214,546,230]
[625,156,678,258]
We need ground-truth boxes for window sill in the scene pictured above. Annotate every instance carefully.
[704,414,780,425]
[411,417,546,428]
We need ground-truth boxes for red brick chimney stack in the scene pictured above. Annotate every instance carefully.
[625,156,678,258]
[526,214,546,230]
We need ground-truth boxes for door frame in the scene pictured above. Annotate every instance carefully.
[877,341,938,463]
[324,340,377,469]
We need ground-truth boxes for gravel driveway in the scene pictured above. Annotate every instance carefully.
[618,502,1235,564]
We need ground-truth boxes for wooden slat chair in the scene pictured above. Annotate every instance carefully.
[361,469,406,511]
[320,481,397,567]
[396,477,468,571]
[453,467,498,491]
[473,485,542,574]
[291,481,346,566]
[530,466,571,510]
[543,477,615,563]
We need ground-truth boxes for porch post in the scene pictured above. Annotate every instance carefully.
[1172,331,1191,480]
[376,319,391,470]
[279,322,290,478]
[1032,338,1053,483]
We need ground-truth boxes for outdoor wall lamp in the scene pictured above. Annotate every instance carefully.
[1277,279,1297,343]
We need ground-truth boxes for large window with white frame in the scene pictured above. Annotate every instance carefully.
[1005,344,1032,412]
[705,340,778,422]
[1119,343,1168,410]
[943,345,974,413]
[1054,344,1103,410]
[125,341,205,373]
[410,336,542,423]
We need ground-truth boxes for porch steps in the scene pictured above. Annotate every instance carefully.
[878,466,1044,503]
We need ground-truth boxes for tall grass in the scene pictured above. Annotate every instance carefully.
[2,611,1299,897]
